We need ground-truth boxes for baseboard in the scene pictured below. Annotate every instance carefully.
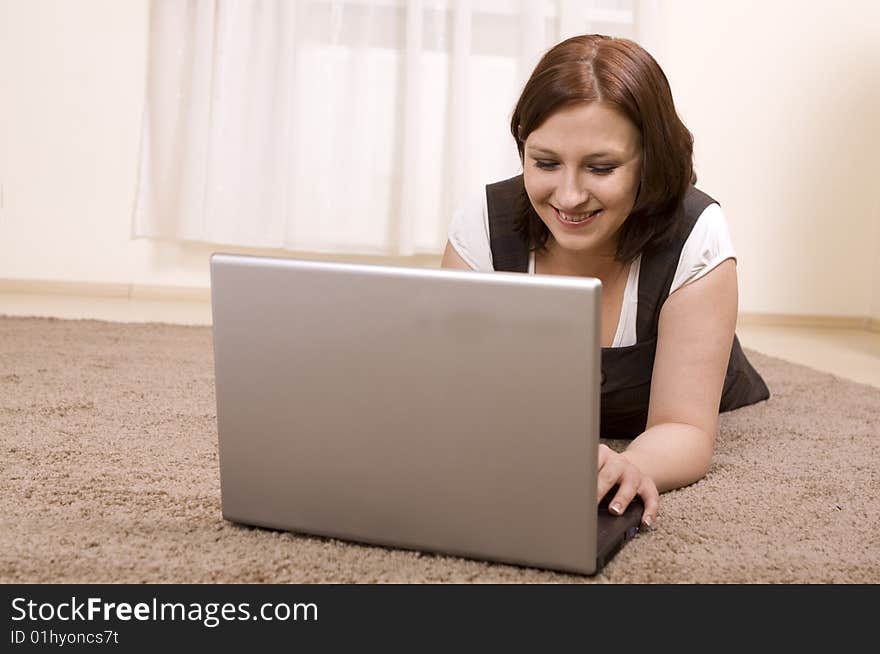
[0,278,211,302]
[2,277,880,333]
[738,312,878,331]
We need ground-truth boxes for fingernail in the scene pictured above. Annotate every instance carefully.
[643,515,655,530]
[610,502,622,515]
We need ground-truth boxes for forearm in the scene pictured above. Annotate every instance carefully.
[619,422,716,493]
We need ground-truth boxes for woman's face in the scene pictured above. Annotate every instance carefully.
[522,102,642,258]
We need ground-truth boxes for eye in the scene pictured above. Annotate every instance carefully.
[590,167,616,175]
[533,160,558,170]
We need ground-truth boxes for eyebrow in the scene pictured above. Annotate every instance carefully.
[526,146,624,159]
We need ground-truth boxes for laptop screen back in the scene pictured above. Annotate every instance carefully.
[211,253,603,574]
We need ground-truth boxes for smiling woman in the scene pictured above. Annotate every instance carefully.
[441,34,770,531]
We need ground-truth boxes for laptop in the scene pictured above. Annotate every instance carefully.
[210,253,641,575]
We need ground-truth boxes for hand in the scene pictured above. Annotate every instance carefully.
[597,444,659,530]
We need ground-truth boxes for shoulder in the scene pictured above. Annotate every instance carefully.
[485,174,527,223]
[688,199,733,250]
[486,174,524,197]
[447,186,492,272]
[673,185,721,240]
[683,185,718,213]
[692,201,730,237]
[670,201,737,294]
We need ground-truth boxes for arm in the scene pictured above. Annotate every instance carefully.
[599,258,738,523]
[440,240,474,270]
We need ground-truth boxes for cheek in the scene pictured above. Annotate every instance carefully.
[523,170,552,204]
[621,167,642,201]
[602,176,639,208]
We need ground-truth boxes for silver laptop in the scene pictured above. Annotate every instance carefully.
[210,253,641,575]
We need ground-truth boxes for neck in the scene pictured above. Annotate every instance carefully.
[538,240,626,281]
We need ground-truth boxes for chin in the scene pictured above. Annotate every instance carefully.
[549,232,602,252]
[540,219,603,251]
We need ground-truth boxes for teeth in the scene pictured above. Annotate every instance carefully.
[560,209,599,223]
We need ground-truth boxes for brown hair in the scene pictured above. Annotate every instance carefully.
[511,34,696,263]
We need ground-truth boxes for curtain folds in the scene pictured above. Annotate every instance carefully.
[134,0,637,256]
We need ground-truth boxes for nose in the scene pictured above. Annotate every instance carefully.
[554,170,590,211]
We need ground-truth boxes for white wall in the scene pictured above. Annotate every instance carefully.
[655,0,880,319]
[1,0,879,320]
[872,193,880,322]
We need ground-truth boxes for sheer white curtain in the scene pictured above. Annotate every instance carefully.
[133,0,641,256]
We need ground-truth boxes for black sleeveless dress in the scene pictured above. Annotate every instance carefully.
[485,174,770,439]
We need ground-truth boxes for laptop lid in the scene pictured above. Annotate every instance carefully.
[210,253,638,575]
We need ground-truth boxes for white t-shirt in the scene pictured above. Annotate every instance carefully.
[447,188,737,348]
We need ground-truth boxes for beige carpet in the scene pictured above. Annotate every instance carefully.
[1,315,878,584]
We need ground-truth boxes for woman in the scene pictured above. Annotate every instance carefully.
[440,34,769,531]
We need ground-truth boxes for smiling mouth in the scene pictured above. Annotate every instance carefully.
[554,207,603,224]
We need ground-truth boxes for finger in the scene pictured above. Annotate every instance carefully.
[638,480,660,530]
[596,456,623,506]
[607,473,640,516]
[597,443,610,467]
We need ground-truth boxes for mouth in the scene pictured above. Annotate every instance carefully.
[553,206,603,227]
